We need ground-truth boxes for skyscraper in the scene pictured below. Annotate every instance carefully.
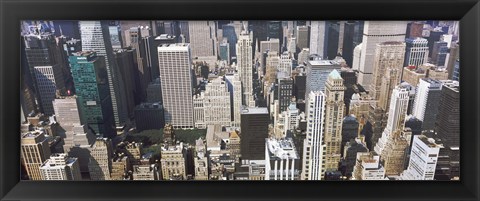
[401,135,440,180]
[301,91,326,180]
[33,65,65,115]
[296,26,309,51]
[225,74,242,128]
[357,21,407,86]
[240,107,269,160]
[80,21,129,128]
[188,21,217,58]
[158,43,194,129]
[69,52,115,137]
[237,31,255,107]
[404,37,429,68]
[277,74,293,113]
[305,59,342,96]
[21,132,51,180]
[412,78,442,131]
[369,42,406,101]
[434,80,460,180]
[323,70,346,171]
[309,21,326,57]
[374,86,410,176]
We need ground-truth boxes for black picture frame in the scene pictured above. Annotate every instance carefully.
[1,0,479,200]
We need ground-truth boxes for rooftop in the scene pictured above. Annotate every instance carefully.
[241,107,268,115]
[308,60,340,66]
[266,138,299,160]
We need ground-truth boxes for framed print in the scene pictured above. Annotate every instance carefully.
[1,0,479,200]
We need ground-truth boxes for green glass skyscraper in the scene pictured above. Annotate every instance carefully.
[69,52,114,137]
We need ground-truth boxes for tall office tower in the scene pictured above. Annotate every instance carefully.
[69,52,115,137]
[134,102,165,131]
[219,40,230,63]
[279,52,293,76]
[267,21,283,47]
[127,27,151,103]
[404,37,429,67]
[21,132,51,180]
[20,80,38,122]
[427,30,444,57]
[265,138,301,180]
[431,41,448,66]
[161,143,187,180]
[412,78,442,131]
[310,21,326,57]
[237,31,255,107]
[452,59,460,81]
[23,33,66,115]
[33,65,65,115]
[225,74,242,128]
[293,72,307,101]
[193,93,206,129]
[369,42,406,101]
[401,135,440,180]
[301,91,326,180]
[305,59,342,96]
[296,26,309,51]
[114,48,137,118]
[88,138,113,180]
[324,21,340,60]
[188,21,217,58]
[342,21,364,67]
[204,77,232,127]
[351,152,385,180]
[357,21,407,86]
[222,24,238,59]
[337,21,346,54]
[260,38,281,54]
[374,86,409,156]
[194,139,209,180]
[158,44,194,129]
[374,86,410,176]
[323,70,346,171]
[277,74,293,113]
[434,80,460,180]
[287,36,297,55]
[108,22,123,49]
[40,153,82,180]
[240,107,269,160]
[80,21,129,128]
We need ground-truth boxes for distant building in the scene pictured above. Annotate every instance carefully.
[343,138,368,177]
[404,37,429,68]
[134,102,165,131]
[277,74,293,113]
[34,65,65,116]
[296,26,309,51]
[237,31,255,107]
[204,77,232,127]
[40,153,81,180]
[265,138,300,180]
[146,77,162,103]
[310,21,325,56]
[402,66,426,87]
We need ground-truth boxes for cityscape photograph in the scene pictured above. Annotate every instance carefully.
[19,20,460,181]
